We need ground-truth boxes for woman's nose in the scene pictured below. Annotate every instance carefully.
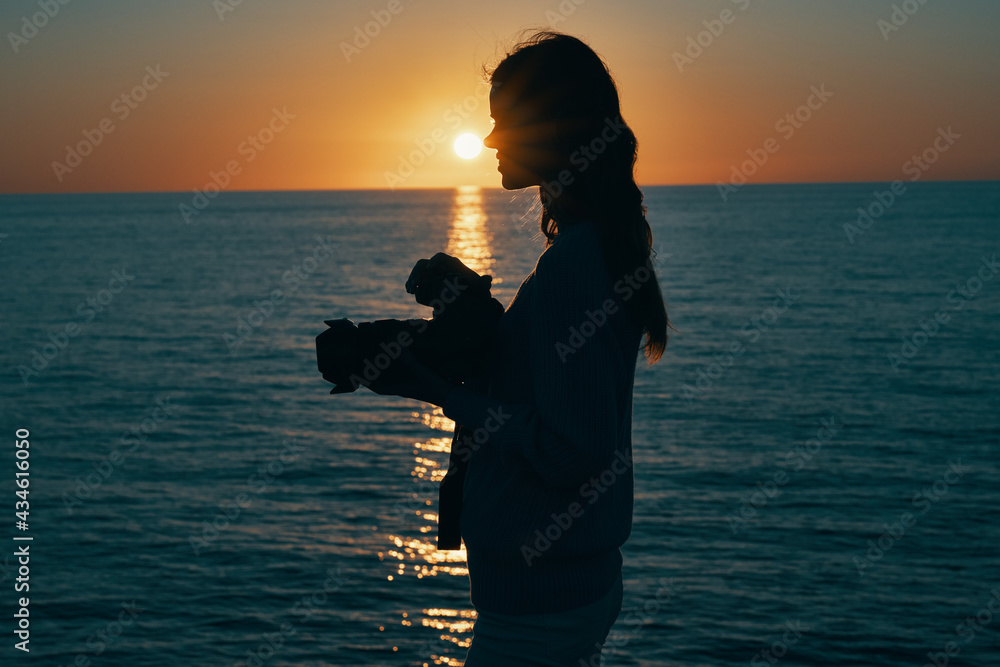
[483,129,496,150]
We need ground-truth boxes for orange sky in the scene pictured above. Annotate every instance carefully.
[1,0,998,194]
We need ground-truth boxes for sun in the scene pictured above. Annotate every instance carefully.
[453,133,483,159]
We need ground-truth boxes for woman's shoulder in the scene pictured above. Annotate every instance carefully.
[532,220,610,296]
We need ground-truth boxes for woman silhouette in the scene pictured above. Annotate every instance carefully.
[364,30,670,666]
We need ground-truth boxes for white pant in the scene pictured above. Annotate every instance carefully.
[463,571,624,666]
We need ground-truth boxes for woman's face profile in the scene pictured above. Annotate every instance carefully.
[484,83,557,191]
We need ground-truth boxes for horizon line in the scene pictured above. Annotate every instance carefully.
[1,177,998,198]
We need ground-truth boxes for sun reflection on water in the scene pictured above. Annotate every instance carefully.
[446,185,497,282]
[380,185,495,665]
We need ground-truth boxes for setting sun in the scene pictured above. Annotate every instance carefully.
[453,133,483,160]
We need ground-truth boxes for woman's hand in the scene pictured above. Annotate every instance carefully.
[357,348,457,408]
[405,252,484,303]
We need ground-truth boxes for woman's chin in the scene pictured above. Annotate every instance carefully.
[499,170,540,191]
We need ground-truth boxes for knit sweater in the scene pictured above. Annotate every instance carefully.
[441,218,644,615]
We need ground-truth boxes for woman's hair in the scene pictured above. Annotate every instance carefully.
[484,30,671,364]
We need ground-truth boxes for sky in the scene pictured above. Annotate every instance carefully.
[1,0,998,194]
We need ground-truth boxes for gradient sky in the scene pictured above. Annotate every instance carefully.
[1,0,998,193]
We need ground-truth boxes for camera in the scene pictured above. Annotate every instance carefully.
[316,255,504,394]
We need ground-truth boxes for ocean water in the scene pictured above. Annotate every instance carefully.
[1,182,998,667]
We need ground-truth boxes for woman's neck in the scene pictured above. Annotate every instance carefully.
[546,192,590,226]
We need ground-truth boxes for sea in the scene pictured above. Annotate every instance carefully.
[1,182,998,667]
